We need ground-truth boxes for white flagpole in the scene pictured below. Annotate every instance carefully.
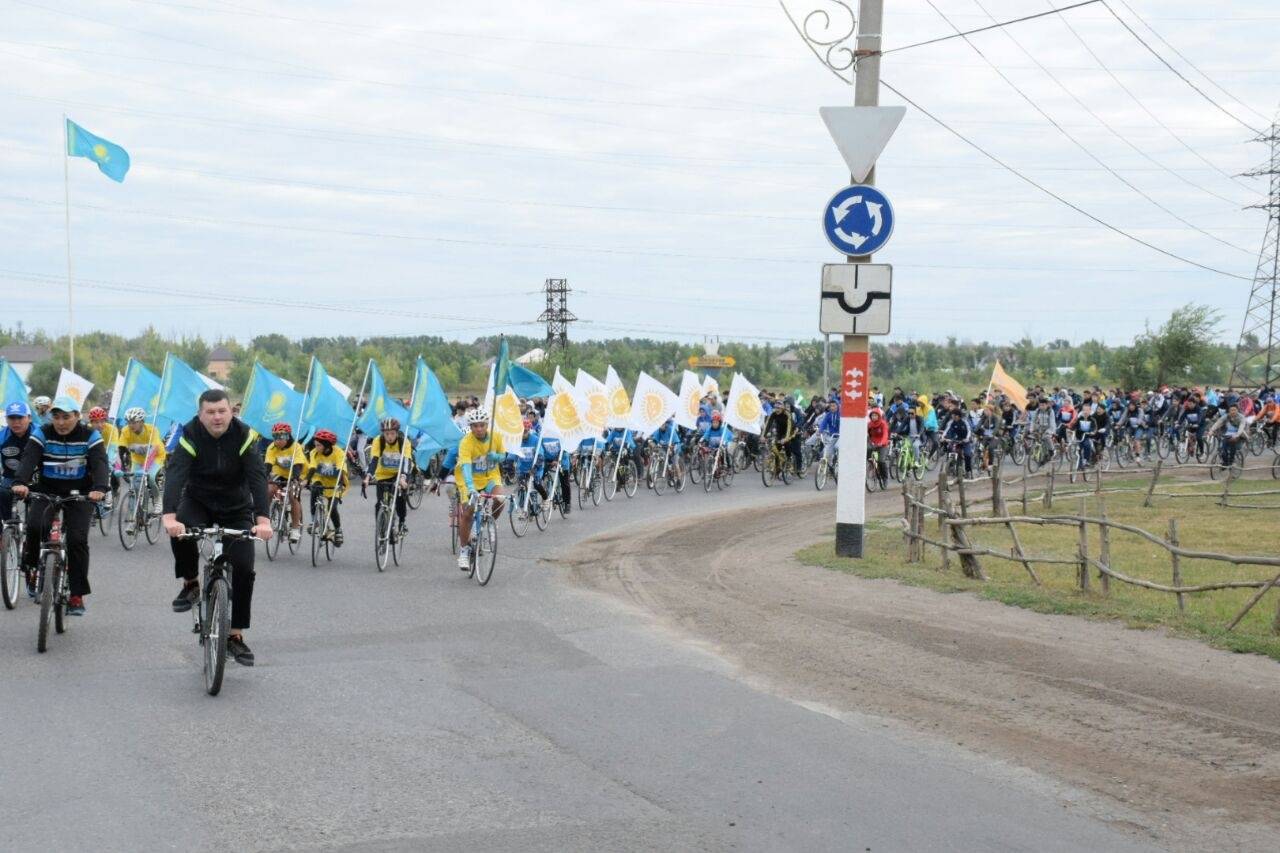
[285,356,317,519]
[62,115,75,372]
[323,359,371,534]
[387,358,419,528]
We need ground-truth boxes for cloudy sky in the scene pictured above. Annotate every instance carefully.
[1,0,1276,347]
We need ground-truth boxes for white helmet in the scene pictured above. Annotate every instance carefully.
[125,407,147,422]
[33,395,51,407]
[467,407,490,425]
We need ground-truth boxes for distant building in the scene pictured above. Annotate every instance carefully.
[775,349,802,374]
[516,348,545,365]
[206,345,236,381]
[0,344,52,381]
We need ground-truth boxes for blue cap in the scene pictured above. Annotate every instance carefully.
[5,401,30,417]
[50,396,81,413]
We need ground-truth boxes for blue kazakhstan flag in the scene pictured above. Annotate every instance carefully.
[241,362,305,439]
[66,118,130,183]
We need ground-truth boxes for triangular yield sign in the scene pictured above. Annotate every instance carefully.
[819,106,906,183]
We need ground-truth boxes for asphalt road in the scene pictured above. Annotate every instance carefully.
[0,472,1161,852]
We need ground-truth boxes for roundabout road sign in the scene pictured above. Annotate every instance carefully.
[822,184,894,257]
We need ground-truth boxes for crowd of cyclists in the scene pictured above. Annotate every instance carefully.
[3,375,1278,678]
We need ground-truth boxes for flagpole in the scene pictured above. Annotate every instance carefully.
[323,359,371,535]
[62,115,75,372]
[387,358,418,529]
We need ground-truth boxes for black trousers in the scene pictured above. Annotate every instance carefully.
[376,481,407,523]
[24,498,92,596]
[170,498,256,630]
[310,488,341,530]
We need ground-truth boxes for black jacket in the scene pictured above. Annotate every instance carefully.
[15,422,110,496]
[163,417,269,518]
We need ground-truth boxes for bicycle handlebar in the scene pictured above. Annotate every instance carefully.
[23,492,94,505]
[177,526,257,541]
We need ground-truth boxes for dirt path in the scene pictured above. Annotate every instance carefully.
[558,497,1280,852]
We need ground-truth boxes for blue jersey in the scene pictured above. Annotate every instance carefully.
[650,422,682,450]
[701,425,734,447]
[816,411,840,436]
[605,428,634,452]
[1,426,33,481]
[513,433,540,477]
[28,424,106,489]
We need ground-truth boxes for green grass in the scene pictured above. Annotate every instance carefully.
[799,483,1280,661]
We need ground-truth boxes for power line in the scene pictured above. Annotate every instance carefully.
[1099,0,1264,134]
[882,0,1103,55]
[918,0,1255,256]
[877,78,1252,281]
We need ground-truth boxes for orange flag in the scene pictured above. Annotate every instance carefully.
[989,360,1027,410]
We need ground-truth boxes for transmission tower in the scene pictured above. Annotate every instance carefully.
[1229,120,1280,390]
[537,278,576,350]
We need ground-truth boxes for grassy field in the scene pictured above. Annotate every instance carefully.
[799,480,1280,661]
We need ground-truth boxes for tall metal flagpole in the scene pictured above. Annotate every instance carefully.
[62,115,76,372]
[323,359,372,535]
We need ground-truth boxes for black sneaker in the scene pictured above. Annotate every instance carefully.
[227,635,254,667]
[333,530,344,547]
[171,581,199,613]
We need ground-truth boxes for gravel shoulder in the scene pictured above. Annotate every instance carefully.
[558,496,1280,852]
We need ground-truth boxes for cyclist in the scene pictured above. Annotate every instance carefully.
[120,407,166,522]
[163,389,271,667]
[700,411,734,482]
[1260,392,1280,447]
[1123,400,1149,461]
[31,395,52,425]
[264,422,306,545]
[867,406,889,482]
[306,429,347,547]
[455,407,506,570]
[942,407,974,477]
[11,396,108,615]
[539,430,571,514]
[808,397,840,467]
[649,417,685,482]
[1207,402,1248,469]
[1176,393,1207,456]
[1,401,35,523]
[764,397,802,474]
[363,417,413,540]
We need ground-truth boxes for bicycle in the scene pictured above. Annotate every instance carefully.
[815,443,840,491]
[650,441,687,496]
[575,448,604,509]
[1,497,26,610]
[27,493,90,654]
[308,485,339,567]
[373,481,404,572]
[602,448,638,501]
[700,442,734,492]
[117,470,161,551]
[404,468,428,510]
[761,439,794,487]
[537,460,569,529]
[509,468,542,538]
[178,526,257,696]
[890,435,927,483]
[464,492,500,586]
[263,478,300,562]
[1209,433,1247,480]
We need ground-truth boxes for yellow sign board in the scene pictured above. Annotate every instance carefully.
[687,355,735,369]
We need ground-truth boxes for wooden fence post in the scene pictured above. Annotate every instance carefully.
[1168,518,1184,613]
[956,470,969,519]
[1077,498,1091,593]
[947,514,986,581]
[1225,572,1280,632]
[1044,465,1055,510]
[1020,453,1029,515]
[1143,459,1163,507]
[991,455,1003,515]
[1097,495,1111,595]
[1219,466,1234,507]
[901,480,912,561]
[937,466,948,534]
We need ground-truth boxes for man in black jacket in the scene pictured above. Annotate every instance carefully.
[12,396,109,615]
[163,389,271,666]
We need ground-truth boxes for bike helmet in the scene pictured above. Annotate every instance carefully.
[272,422,292,436]
[87,406,108,421]
[314,429,337,445]
[125,406,147,422]
[522,418,533,431]
[711,411,723,424]
[467,407,490,425]
[32,395,51,407]
[379,416,401,431]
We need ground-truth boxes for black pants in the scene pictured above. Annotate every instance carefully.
[310,488,341,531]
[170,498,256,630]
[535,466,572,506]
[376,481,407,523]
[24,498,92,596]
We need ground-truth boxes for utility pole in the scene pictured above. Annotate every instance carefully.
[1228,119,1280,390]
[537,278,577,351]
[834,0,883,558]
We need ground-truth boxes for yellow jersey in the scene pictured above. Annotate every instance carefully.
[456,431,506,480]
[369,435,412,482]
[96,423,119,456]
[307,445,348,497]
[265,440,308,480]
[121,423,166,468]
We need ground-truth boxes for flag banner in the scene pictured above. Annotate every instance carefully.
[604,366,631,429]
[54,368,94,409]
[724,372,764,435]
[200,372,224,391]
[241,362,305,439]
[407,356,463,450]
[628,371,677,435]
[542,369,590,452]
[66,118,130,183]
[117,358,161,423]
[989,360,1028,411]
[492,387,524,452]
[574,369,609,435]
[328,374,353,399]
[299,358,357,439]
[509,363,553,399]
[156,353,212,429]
[0,359,31,412]
[702,374,720,400]
[676,370,703,430]
[107,372,125,419]
[492,338,512,398]
[358,360,410,437]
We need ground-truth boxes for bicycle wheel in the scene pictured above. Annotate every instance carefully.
[1,526,20,610]
[374,505,392,572]
[622,460,638,497]
[405,478,423,510]
[780,456,792,485]
[391,515,402,567]
[95,500,111,536]
[1008,439,1025,465]
[474,515,497,586]
[535,485,551,530]
[761,454,775,487]
[449,497,459,554]
[577,462,591,508]
[1272,451,1280,480]
[37,556,59,653]
[203,576,230,696]
[265,499,282,561]
[310,514,322,568]
[603,459,619,501]
[690,452,704,485]
[589,469,603,505]
[815,458,829,491]
[722,456,735,487]
[1231,445,1246,477]
[652,457,668,496]
[117,488,139,551]
[509,486,532,537]
[1248,431,1264,457]
[143,491,162,544]
[702,456,714,492]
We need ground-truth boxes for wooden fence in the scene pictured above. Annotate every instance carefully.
[899,456,1280,635]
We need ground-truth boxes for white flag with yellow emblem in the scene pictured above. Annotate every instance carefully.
[628,372,677,435]
[491,387,525,453]
[724,372,764,435]
[574,369,610,436]
[702,374,720,401]
[54,368,94,409]
[603,365,631,429]
[543,369,590,452]
[675,370,703,430]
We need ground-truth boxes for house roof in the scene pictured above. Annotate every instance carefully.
[0,344,52,363]
[207,345,235,361]
[775,349,801,362]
